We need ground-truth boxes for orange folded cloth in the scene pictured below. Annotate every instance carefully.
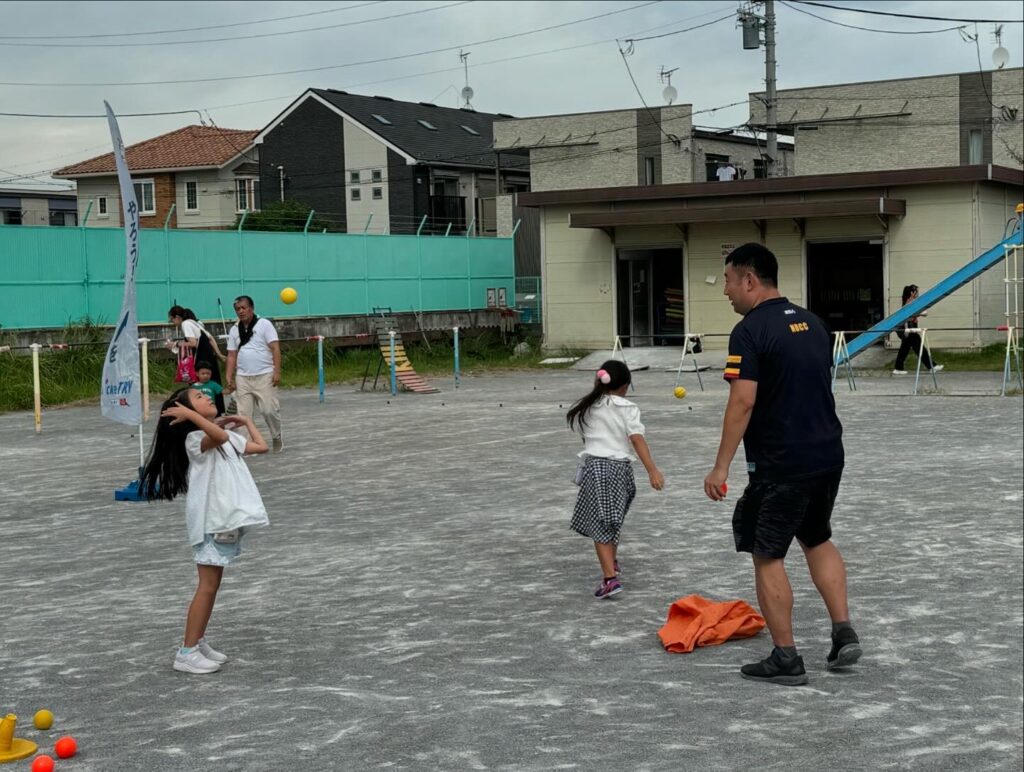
[658,594,766,653]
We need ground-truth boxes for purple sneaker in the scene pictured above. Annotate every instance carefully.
[594,577,623,599]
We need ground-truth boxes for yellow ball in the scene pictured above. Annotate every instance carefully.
[34,709,54,730]
[673,386,687,399]
[279,287,298,305]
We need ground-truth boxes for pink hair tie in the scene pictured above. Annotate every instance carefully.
[596,369,611,385]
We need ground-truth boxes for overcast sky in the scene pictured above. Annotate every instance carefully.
[1,0,1021,191]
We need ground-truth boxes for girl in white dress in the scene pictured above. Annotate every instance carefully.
[566,360,664,599]
[140,386,270,674]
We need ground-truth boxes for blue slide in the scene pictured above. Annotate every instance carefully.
[839,227,1023,363]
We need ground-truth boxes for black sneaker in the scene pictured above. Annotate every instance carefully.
[827,627,863,671]
[740,649,809,686]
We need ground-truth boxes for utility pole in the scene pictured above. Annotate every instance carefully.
[764,0,777,177]
[740,1,778,177]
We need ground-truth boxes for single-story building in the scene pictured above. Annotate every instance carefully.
[516,165,1023,351]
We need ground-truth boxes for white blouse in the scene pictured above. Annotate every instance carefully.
[575,395,645,461]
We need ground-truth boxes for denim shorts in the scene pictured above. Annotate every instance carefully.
[732,470,843,559]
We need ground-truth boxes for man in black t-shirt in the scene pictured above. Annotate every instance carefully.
[703,243,862,686]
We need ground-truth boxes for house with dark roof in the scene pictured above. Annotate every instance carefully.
[0,187,77,227]
[254,89,529,235]
[53,125,259,229]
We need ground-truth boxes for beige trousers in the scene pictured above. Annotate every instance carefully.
[235,372,281,441]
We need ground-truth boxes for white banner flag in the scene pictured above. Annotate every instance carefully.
[100,101,142,425]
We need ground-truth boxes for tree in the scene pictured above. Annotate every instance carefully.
[234,200,336,232]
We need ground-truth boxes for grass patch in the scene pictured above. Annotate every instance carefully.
[883,342,1011,372]
[0,327,582,413]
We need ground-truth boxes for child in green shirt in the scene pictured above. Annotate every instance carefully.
[192,361,224,414]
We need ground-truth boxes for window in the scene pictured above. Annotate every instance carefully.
[371,114,392,125]
[417,119,438,131]
[753,158,767,179]
[349,171,360,184]
[351,188,361,201]
[371,169,382,183]
[460,125,480,136]
[235,178,259,212]
[968,130,983,165]
[372,187,383,200]
[2,209,22,225]
[97,196,108,216]
[184,180,198,212]
[132,180,155,214]
[643,157,655,186]
[49,210,77,226]
[705,154,729,182]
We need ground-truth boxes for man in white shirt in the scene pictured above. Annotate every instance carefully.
[716,162,737,182]
[225,295,284,452]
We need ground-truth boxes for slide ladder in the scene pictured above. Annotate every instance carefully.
[839,228,1023,364]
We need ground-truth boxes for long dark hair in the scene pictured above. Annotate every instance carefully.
[901,285,918,305]
[566,359,632,431]
[139,387,202,501]
[168,305,197,321]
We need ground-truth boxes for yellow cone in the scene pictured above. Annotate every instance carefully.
[0,714,38,763]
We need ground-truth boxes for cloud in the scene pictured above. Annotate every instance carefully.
[1,0,1021,189]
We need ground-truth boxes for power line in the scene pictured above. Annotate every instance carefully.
[0,1,663,87]
[0,2,385,40]
[790,1,1024,25]
[780,2,966,34]
[0,109,205,119]
[623,11,737,42]
[0,1,472,49]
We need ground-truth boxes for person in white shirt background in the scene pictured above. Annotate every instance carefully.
[224,295,284,452]
[566,360,664,600]
[139,386,270,674]
[716,161,738,182]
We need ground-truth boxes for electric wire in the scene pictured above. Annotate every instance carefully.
[790,1,1024,25]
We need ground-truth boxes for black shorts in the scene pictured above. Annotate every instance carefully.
[732,470,843,559]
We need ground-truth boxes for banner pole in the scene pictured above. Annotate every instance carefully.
[139,337,150,420]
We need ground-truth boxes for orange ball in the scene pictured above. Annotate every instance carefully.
[32,756,55,772]
[54,736,77,759]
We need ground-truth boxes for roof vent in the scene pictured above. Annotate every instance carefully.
[417,119,439,131]
[326,89,349,95]
[496,113,515,118]
[372,114,393,126]
[460,125,480,136]
[418,102,437,108]
[374,95,394,101]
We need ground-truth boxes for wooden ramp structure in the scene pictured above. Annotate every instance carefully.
[361,311,440,394]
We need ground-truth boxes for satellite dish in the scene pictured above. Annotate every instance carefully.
[993,46,1010,69]
[461,86,475,103]
[663,84,678,105]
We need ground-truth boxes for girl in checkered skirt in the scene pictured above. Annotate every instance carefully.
[567,360,664,599]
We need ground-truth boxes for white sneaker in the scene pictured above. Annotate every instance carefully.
[174,647,221,674]
[892,369,908,375]
[931,364,944,372]
[197,638,228,664]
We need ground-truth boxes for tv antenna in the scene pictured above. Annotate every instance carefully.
[459,49,474,108]
[659,66,678,105]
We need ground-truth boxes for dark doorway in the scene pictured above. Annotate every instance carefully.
[806,240,884,334]
[616,248,684,346]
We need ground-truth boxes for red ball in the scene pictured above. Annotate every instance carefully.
[54,736,78,759]
[32,756,55,772]
[721,483,728,495]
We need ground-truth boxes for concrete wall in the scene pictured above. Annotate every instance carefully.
[494,106,695,192]
[992,68,1024,169]
[494,110,640,192]
[976,182,1023,346]
[343,117,390,234]
[19,197,49,226]
[751,73,963,174]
